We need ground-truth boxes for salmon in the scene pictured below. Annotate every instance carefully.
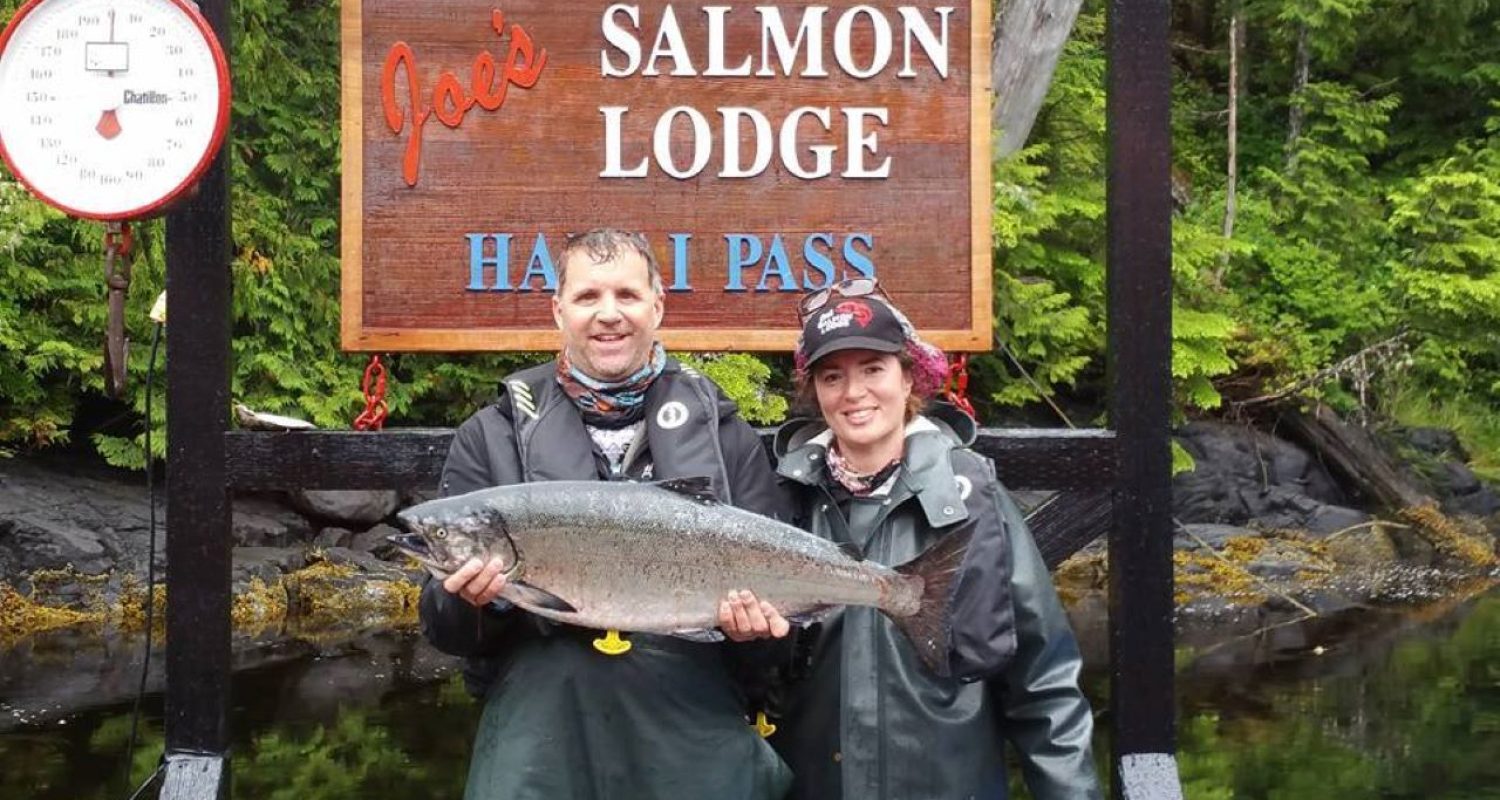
[391,477,969,675]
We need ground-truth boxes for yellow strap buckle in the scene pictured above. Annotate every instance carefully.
[753,711,777,738]
[593,629,632,656]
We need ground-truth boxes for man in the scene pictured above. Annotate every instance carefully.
[419,228,791,800]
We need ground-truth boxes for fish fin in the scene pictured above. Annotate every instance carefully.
[888,529,973,678]
[506,581,579,614]
[838,542,866,561]
[651,476,720,504]
[668,628,725,643]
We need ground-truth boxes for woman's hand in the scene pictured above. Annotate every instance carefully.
[442,557,509,607]
[719,589,791,641]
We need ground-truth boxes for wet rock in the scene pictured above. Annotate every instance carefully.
[284,553,418,631]
[320,547,405,577]
[1303,504,1372,536]
[1325,527,1399,567]
[1381,427,1499,522]
[350,524,400,558]
[1399,427,1467,461]
[232,495,313,547]
[291,490,400,527]
[401,488,439,508]
[1434,463,1500,519]
[1175,423,1352,533]
[0,515,112,575]
[313,527,354,549]
[1175,524,1254,551]
[1247,558,1302,580]
[1386,526,1439,567]
[0,459,157,579]
[1291,587,1363,617]
[232,512,290,548]
[1436,463,1482,496]
[232,547,305,586]
[1447,490,1500,519]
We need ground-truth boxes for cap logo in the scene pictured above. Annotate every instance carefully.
[817,300,873,334]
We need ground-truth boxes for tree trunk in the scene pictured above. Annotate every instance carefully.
[991,0,1086,159]
[1286,22,1310,166]
[1283,403,1433,511]
[1217,3,1244,281]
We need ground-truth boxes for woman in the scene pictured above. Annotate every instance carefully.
[770,280,1102,800]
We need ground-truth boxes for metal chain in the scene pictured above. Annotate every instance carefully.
[353,354,389,430]
[943,353,977,419]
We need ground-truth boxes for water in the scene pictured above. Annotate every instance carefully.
[1170,586,1500,800]
[2,587,1496,799]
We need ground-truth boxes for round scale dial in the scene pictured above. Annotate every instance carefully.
[0,0,230,220]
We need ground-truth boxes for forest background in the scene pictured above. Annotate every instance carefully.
[1,0,1497,478]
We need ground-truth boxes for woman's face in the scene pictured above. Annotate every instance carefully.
[812,349,913,466]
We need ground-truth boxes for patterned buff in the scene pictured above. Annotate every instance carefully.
[827,444,902,496]
[556,342,668,427]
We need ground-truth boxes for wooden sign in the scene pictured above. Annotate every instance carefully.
[341,2,991,352]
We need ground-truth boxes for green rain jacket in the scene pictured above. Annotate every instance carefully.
[418,359,792,800]
[770,405,1102,800]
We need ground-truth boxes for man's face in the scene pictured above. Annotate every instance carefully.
[552,250,664,381]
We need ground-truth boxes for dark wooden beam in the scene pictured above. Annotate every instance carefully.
[1107,0,1181,794]
[225,428,1116,492]
[970,428,1117,491]
[161,0,232,797]
[1028,489,1112,570]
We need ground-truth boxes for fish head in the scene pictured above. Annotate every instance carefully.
[390,501,516,580]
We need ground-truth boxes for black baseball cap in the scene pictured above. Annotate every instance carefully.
[799,297,907,367]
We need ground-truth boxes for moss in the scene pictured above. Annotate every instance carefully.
[1174,550,1269,607]
[231,577,289,633]
[26,566,112,611]
[284,558,419,633]
[1171,531,1340,607]
[117,578,168,633]
[1053,551,1108,605]
[0,584,106,642]
[2,554,423,644]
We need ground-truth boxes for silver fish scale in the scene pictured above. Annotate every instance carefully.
[475,482,918,633]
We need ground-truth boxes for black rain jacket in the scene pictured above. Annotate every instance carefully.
[770,405,1102,800]
[418,359,792,800]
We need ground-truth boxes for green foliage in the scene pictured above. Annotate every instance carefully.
[233,711,438,800]
[0,711,165,799]
[1384,385,1500,481]
[1174,714,1236,800]
[1224,82,1399,377]
[681,353,789,424]
[1385,127,1500,397]
[0,180,103,453]
[986,9,1237,417]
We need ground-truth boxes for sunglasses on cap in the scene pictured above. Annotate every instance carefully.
[797,278,891,322]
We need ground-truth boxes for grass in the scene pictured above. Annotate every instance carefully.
[1386,387,1500,483]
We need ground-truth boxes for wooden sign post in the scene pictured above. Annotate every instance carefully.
[341,1,991,352]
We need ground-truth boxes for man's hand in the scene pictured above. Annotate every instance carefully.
[719,589,790,641]
[443,557,509,608]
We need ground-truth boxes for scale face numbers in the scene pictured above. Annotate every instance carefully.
[0,0,230,220]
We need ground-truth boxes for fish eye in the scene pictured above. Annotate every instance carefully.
[434,528,448,540]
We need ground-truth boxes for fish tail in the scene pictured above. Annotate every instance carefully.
[889,529,972,678]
